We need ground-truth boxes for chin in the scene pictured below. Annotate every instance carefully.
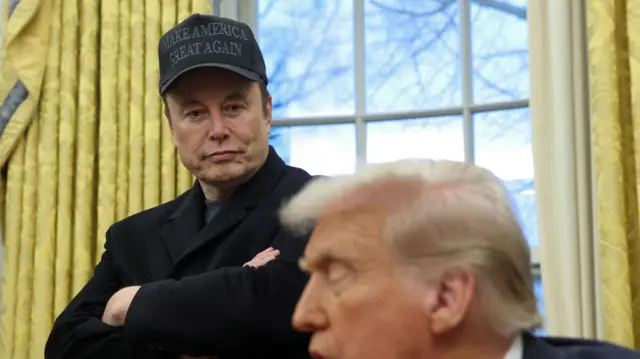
[200,164,252,185]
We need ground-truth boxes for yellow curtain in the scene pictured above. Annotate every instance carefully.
[588,0,640,349]
[0,0,212,358]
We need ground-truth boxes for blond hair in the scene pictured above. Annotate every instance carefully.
[280,159,542,336]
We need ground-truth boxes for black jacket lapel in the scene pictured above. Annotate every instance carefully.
[522,332,562,359]
[160,182,206,263]
[170,203,248,273]
[165,147,287,273]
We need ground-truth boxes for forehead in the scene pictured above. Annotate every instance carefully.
[302,180,429,268]
[168,67,255,97]
[304,205,391,265]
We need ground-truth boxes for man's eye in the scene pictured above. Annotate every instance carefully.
[327,262,351,284]
[185,110,205,120]
[224,104,244,113]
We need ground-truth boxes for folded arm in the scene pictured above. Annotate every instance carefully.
[123,231,310,356]
[45,229,136,359]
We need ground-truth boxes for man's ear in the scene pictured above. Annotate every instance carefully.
[162,96,175,136]
[165,111,174,133]
[264,95,273,132]
[424,270,476,335]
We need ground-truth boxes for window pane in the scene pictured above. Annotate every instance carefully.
[269,124,356,175]
[471,1,529,103]
[534,275,546,318]
[365,0,461,113]
[474,108,538,247]
[367,116,465,163]
[534,274,546,335]
[258,0,354,118]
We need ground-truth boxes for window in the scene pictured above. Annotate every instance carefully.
[230,0,543,323]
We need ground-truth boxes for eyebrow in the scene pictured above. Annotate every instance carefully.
[177,99,203,108]
[223,84,251,102]
[298,257,310,272]
[170,83,252,106]
[299,250,342,272]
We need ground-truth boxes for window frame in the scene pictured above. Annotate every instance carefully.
[222,0,539,266]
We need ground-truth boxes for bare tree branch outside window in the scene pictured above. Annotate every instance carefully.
[258,0,536,247]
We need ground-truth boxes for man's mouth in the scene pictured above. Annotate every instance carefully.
[206,151,240,163]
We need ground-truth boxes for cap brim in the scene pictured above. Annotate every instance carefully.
[160,63,263,94]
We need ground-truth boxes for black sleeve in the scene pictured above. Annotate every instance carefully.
[45,229,146,359]
[123,229,311,356]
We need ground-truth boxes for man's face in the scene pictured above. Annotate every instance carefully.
[165,67,272,187]
[292,207,435,359]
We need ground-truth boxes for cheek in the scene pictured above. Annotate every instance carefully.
[173,129,205,159]
[229,115,268,144]
[331,281,431,358]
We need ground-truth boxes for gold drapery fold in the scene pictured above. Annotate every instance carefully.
[0,1,213,357]
[177,0,195,193]
[588,0,640,349]
[160,0,178,204]
[0,0,54,166]
[31,0,62,353]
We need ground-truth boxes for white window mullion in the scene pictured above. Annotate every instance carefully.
[354,0,367,168]
[234,0,258,34]
[530,245,541,266]
[460,0,475,164]
[272,116,359,127]
[212,0,222,16]
[270,99,529,127]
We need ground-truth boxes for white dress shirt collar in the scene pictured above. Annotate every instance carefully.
[503,334,523,359]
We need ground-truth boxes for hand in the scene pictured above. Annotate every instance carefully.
[102,286,141,326]
[243,247,280,268]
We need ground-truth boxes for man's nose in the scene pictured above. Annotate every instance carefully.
[207,111,229,140]
[292,279,326,332]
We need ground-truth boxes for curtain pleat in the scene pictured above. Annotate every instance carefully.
[73,0,99,294]
[14,119,39,359]
[161,0,177,203]
[0,0,54,166]
[588,0,640,348]
[192,0,213,14]
[56,0,79,313]
[128,0,145,216]
[144,0,162,210]
[0,139,26,358]
[178,0,192,25]
[30,0,62,355]
[115,0,131,224]
[96,0,120,262]
[175,0,194,194]
[43,0,64,319]
[0,1,215,356]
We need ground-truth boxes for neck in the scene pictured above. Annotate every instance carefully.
[200,182,237,201]
[199,148,271,201]
[430,328,517,359]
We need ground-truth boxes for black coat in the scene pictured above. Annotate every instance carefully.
[524,332,640,358]
[45,148,313,359]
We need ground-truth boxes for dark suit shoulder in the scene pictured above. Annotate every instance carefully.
[534,335,640,358]
[107,190,190,239]
[107,166,310,239]
[276,165,313,193]
[284,164,313,181]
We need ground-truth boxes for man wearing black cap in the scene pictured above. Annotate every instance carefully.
[46,14,312,359]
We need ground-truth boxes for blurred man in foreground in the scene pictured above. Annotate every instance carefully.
[280,160,640,359]
[46,14,311,359]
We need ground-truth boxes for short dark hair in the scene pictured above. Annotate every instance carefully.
[163,81,271,124]
[257,82,270,113]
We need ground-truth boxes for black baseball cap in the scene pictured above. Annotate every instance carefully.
[158,14,268,94]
